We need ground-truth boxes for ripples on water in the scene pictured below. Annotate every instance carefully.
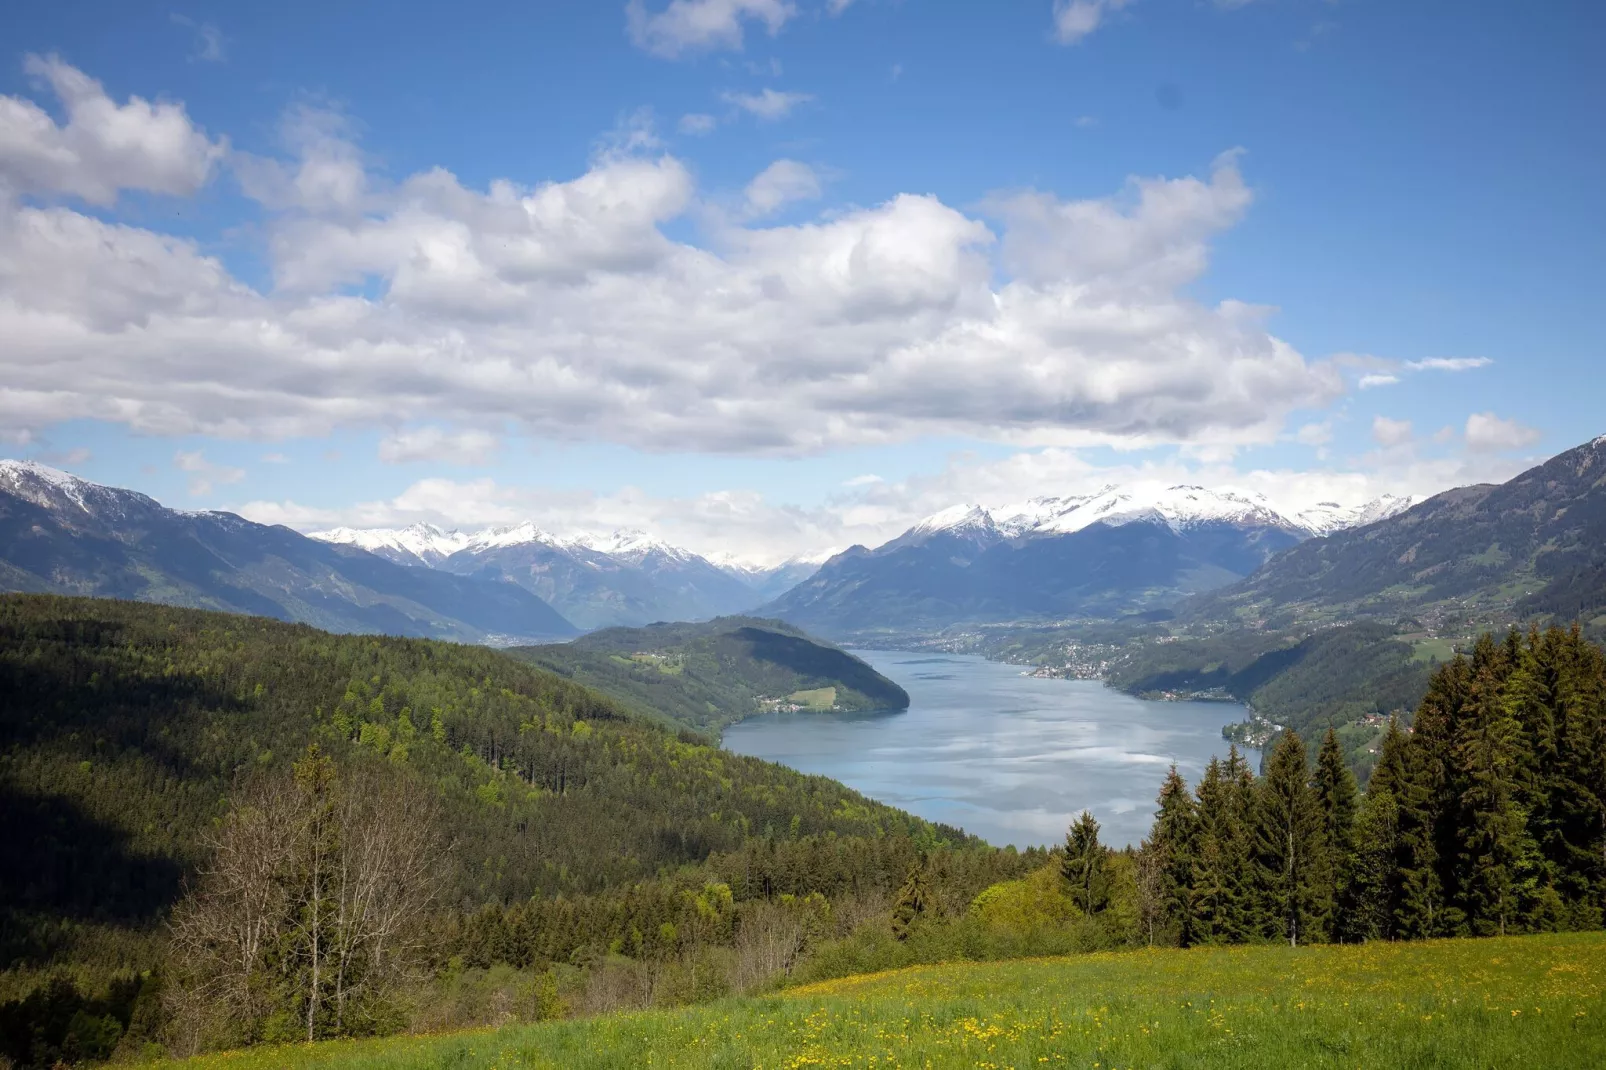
[722,649,1259,849]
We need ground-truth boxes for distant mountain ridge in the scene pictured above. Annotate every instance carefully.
[0,460,576,643]
[309,522,824,631]
[762,485,1414,638]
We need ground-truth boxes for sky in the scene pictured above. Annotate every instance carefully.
[1,0,1602,565]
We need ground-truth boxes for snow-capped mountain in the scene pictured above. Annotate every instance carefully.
[0,461,575,642]
[762,484,1424,638]
[1293,495,1416,536]
[899,484,1412,547]
[309,521,793,631]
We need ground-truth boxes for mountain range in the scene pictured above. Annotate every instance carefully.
[1189,434,1606,632]
[761,485,1413,638]
[0,460,575,643]
[309,522,827,631]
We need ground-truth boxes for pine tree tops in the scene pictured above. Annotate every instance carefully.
[1061,811,1111,917]
[1133,624,1606,949]
[1254,731,1330,946]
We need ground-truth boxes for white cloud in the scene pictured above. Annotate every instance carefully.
[262,451,290,463]
[236,438,1533,566]
[1052,0,1135,45]
[627,0,797,59]
[233,105,368,213]
[170,14,226,63]
[720,88,813,121]
[0,55,224,205]
[678,112,718,135]
[1371,415,1413,448]
[1358,373,1399,389]
[1464,412,1540,453]
[174,449,244,495]
[743,159,822,217]
[1404,356,1493,373]
[378,426,500,464]
[0,65,1342,463]
[1294,421,1332,447]
[828,0,856,14]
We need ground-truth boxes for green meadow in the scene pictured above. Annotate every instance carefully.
[158,932,1605,1069]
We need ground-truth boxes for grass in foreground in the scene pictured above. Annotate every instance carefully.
[161,932,1605,1069]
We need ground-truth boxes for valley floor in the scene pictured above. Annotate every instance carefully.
[160,932,1604,1069]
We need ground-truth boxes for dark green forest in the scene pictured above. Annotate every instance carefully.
[0,596,1017,1065]
[5,595,1606,1066]
[513,617,909,734]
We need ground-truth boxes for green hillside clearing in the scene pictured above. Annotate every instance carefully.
[157,932,1606,1069]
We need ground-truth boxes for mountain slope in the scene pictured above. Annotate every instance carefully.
[0,594,948,966]
[1191,435,1606,631]
[761,485,1396,638]
[511,616,910,733]
[0,461,576,643]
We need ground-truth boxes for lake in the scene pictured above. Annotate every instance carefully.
[722,649,1258,850]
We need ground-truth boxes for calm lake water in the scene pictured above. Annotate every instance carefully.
[722,650,1258,850]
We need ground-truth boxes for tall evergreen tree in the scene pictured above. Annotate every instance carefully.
[1190,754,1252,944]
[1253,731,1329,945]
[890,861,929,941]
[1314,728,1359,939]
[1146,765,1199,946]
[1456,657,1540,936]
[1061,811,1112,917]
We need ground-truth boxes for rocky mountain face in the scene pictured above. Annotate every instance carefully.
[762,484,1414,639]
[1191,435,1606,630]
[0,461,576,643]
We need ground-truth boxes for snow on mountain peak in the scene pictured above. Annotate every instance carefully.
[0,458,149,516]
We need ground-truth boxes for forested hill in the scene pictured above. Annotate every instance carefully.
[0,595,952,978]
[512,617,910,734]
[1188,433,1606,633]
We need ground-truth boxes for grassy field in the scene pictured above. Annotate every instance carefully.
[158,932,1605,1069]
[787,686,837,709]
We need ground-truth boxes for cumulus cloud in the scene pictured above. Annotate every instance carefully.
[627,0,797,59]
[1371,416,1413,448]
[233,105,369,212]
[1052,0,1135,45]
[743,159,821,217]
[174,449,244,495]
[0,63,1342,463]
[236,437,1532,566]
[0,55,225,205]
[378,426,499,464]
[1464,412,1541,453]
[720,88,813,121]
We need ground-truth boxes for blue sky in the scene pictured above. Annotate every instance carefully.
[1,0,1601,562]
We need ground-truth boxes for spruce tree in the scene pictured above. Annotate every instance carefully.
[1253,731,1329,945]
[1191,755,1253,944]
[1146,765,1199,946]
[1314,728,1359,939]
[1061,810,1112,916]
[1456,658,1539,936]
[890,861,928,941]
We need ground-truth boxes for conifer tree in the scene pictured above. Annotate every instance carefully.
[1314,728,1359,938]
[1146,765,1199,946]
[1190,755,1253,943]
[1253,731,1329,945]
[890,861,928,941]
[1456,658,1539,936]
[1061,811,1112,916]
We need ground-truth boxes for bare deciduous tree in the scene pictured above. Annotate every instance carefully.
[167,747,447,1052]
